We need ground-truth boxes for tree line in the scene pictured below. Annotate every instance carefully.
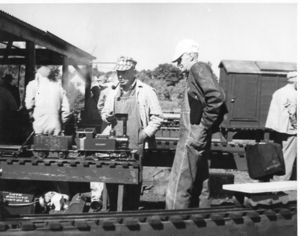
[96,63,185,112]
[0,63,186,112]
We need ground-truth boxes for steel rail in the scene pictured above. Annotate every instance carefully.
[4,203,296,222]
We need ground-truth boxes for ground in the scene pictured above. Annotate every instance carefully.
[140,167,297,209]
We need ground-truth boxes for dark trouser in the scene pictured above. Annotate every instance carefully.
[106,143,143,211]
[165,86,212,209]
[272,133,297,181]
[166,132,211,209]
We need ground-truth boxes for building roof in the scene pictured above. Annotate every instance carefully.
[0,10,96,65]
[219,60,296,75]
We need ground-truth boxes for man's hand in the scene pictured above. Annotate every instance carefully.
[106,112,116,123]
[28,110,34,122]
[138,129,148,144]
[186,123,208,150]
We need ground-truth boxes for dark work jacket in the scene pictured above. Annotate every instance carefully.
[187,62,225,129]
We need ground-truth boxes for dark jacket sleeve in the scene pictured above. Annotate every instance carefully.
[190,63,225,128]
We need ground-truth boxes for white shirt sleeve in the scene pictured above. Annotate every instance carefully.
[24,81,36,110]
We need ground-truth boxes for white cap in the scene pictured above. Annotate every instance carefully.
[287,71,297,82]
[172,39,199,62]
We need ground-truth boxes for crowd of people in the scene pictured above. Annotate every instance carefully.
[0,39,297,211]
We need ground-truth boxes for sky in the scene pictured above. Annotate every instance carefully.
[0,2,297,73]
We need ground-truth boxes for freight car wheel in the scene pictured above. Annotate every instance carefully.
[58,152,68,159]
[33,151,48,159]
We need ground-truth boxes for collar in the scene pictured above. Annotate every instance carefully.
[136,79,144,88]
[114,79,144,90]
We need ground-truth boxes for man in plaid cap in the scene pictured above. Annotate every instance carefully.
[102,56,163,150]
[92,56,163,210]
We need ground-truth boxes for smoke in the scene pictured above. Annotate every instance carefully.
[62,68,86,111]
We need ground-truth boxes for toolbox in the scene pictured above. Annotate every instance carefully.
[1,191,35,215]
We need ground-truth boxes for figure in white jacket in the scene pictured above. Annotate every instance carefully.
[25,66,71,135]
[265,71,297,181]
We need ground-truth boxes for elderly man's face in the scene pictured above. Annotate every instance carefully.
[117,68,136,89]
[176,53,194,72]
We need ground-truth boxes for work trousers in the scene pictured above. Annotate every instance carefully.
[273,133,297,181]
[166,89,211,209]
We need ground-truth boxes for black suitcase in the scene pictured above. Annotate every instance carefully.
[245,142,285,179]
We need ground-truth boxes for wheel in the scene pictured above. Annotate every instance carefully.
[33,151,48,159]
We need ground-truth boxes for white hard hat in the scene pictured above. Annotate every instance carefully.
[172,39,199,62]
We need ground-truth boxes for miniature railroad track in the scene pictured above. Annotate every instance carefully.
[155,137,249,152]
[0,203,296,235]
[143,138,249,169]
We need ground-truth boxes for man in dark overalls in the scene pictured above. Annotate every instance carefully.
[99,56,163,210]
[166,39,225,209]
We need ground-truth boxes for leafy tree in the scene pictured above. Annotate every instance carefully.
[136,69,152,82]
[152,63,183,86]
[48,66,61,81]
[100,64,184,112]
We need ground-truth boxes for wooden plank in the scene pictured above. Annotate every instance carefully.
[0,161,140,184]
[102,185,108,211]
[0,15,94,64]
[0,57,64,65]
[117,184,124,212]
[223,181,297,193]
[84,64,92,111]
[25,41,35,85]
[62,57,68,87]
[2,40,12,63]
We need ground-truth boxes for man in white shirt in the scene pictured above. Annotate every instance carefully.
[265,71,297,181]
[25,66,71,135]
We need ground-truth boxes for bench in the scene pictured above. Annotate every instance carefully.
[223,181,297,206]
[222,181,297,193]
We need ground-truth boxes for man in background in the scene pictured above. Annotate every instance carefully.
[0,74,18,143]
[265,71,297,181]
[25,65,71,135]
[91,74,107,104]
[1,74,20,108]
[166,39,225,209]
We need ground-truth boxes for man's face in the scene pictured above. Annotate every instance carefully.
[96,75,107,87]
[38,66,51,78]
[176,53,193,72]
[117,68,136,88]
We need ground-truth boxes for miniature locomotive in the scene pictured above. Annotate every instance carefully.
[5,113,131,159]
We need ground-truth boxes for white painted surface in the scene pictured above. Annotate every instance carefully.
[223,181,297,193]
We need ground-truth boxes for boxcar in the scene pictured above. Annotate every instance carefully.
[219,60,296,131]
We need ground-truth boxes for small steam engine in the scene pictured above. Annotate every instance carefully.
[75,113,130,154]
[21,113,131,159]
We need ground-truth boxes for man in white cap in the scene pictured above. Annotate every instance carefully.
[265,71,297,181]
[166,39,225,209]
[92,56,163,210]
